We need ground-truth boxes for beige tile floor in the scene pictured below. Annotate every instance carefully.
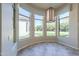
[18,43,79,56]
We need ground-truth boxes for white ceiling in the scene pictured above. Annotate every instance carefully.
[29,3,64,10]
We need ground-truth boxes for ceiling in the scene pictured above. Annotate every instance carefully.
[28,3,65,10]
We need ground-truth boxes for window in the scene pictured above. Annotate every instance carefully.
[19,7,31,39]
[46,21,56,36]
[59,12,69,37]
[34,14,43,37]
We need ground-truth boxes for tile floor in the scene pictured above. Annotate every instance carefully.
[18,43,79,56]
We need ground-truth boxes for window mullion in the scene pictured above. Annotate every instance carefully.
[30,14,34,37]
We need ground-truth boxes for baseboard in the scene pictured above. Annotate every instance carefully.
[58,41,79,50]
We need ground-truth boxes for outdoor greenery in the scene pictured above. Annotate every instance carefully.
[47,22,56,31]
[35,20,69,36]
[35,22,69,32]
[35,31,69,36]
[60,22,69,32]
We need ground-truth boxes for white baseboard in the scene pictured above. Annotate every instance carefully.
[58,41,79,50]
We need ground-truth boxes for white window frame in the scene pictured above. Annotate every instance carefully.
[46,21,57,37]
[34,15,43,37]
[59,13,69,37]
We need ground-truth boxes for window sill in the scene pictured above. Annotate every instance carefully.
[58,36,69,38]
[19,35,30,40]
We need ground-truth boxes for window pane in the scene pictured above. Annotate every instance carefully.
[19,20,29,39]
[34,15,43,37]
[60,17,69,37]
[19,7,31,17]
[47,21,56,36]
[19,7,30,39]
[59,12,69,18]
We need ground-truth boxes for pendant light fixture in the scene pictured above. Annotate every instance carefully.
[45,7,55,22]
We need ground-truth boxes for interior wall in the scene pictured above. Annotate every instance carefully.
[78,4,79,48]
[1,3,17,56]
[69,4,79,48]
[0,4,1,56]
[15,4,19,54]
[55,4,70,15]
[56,4,79,49]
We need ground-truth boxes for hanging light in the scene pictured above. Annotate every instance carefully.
[45,7,55,22]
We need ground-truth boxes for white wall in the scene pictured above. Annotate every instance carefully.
[55,4,70,15]
[1,3,17,56]
[0,4,1,56]
[69,4,79,48]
